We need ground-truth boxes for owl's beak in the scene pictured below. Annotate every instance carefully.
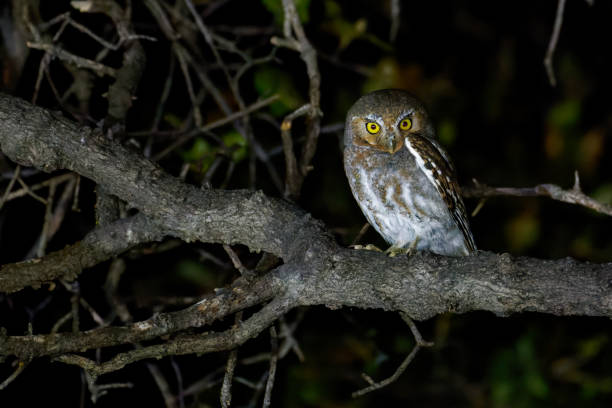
[382,130,403,154]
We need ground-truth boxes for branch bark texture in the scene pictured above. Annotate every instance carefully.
[1,93,611,366]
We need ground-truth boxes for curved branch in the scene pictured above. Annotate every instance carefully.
[53,294,293,376]
[0,213,165,293]
[0,93,612,371]
[0,92,331,261]
[463,173,612,217]
[0,271,284,360]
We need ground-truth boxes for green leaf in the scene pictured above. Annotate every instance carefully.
[261,0,310,25]
[489,333,550,407]
[437,119,457,146]
[163,112,184,129]
[323,0,341,18]
[504,209,540,252]
[547,99,581,129]
[180,137,216,173]
[592,183,612,206]
[393,334,413,354]
[362,58,401,93]
[578,335,608,360]
[254,65,303,116]
[222,130,248,162]
[181,137,212,161]
[174,259,217,288]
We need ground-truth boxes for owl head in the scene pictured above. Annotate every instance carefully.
[343,89,435,154]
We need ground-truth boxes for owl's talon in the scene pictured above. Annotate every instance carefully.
[384,246,406,257]
[406,238,419,256]
[350,244,383,252]
[385,238,419,257]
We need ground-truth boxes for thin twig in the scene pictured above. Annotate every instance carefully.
[544,0,567,87]
[174,43,202,127]
[280,104,311,199]
[171,358,185,408]
[223,244,251,276]
[350,223,371,246]
[220,313,242,408]
[278,311,305,362]
[147,363,177,408]
[36,179,57,257]
[352,313,433,398]
[79,297,106,327]
[32,52,51,104]
[0,360,29,390]
[51,311,73,334]
[27,42,117,77]
[82,370,134,404]
[153,95,279,161]
[463,171,612,217]
[271,0,322,199]
[389,0,401,42]
[15,176,48,204]
[262,326,278,408]
[0,165,21,211]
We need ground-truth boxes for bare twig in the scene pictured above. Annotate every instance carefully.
[220,312,242,408]
[51,311,73,334]
[389,0,401,42]
[271,0,322,198]
[278,311,305,362]
[280,104,312,199]
[350,223,371,246]
[544,0,567,87]
[52,295,291,376]
[0,173,78,202]
[174,43,202,127]
[153,95,279,161]
[171,358,185,408]
[147,363,177,408]
[262,326,279,408]
[32,52,52,104]
[82,370,133,404]
[35,178,57,257]
[223,245,251,277]
[352,314,433,397]
[27,42,117,77]
[463,171,612,217]
[15,176,47,204]
[0,360,29,390]
[0,165,21,211]
[220,349,238,408]
[28,177,77,259]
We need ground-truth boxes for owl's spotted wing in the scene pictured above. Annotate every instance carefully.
[404,135,476,252]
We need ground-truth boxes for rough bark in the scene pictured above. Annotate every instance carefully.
[0,92,611,366]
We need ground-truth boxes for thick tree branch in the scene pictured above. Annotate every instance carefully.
[0,270,283,360]
[52,294,293,376]
[0,213,164,293]
[1,93,612,371]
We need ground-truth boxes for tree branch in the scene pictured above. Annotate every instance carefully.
[463,172,612,217]
[0,213,165,293]
[1,93,611,373]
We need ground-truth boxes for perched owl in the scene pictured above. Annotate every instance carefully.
[343,89,476,256]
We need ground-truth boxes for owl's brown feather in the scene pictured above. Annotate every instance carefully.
[405,133,476,252]
[343,89,476,256]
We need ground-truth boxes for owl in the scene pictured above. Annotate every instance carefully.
[343,89,476,256]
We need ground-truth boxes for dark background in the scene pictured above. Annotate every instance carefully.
[1,0,611,406]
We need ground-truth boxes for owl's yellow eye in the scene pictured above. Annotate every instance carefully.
[399,118,412,131]
[365,122,380,134]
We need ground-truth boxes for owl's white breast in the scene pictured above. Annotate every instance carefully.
[345,145,468,256]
